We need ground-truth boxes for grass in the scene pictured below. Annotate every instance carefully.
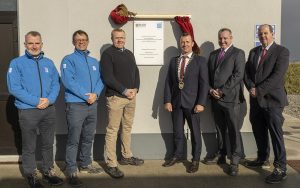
[285,62,300,94]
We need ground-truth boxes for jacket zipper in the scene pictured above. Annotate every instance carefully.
[85,55,93,93]
[35,59,43,97]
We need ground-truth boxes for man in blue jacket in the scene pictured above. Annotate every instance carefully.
[7,31,63,188]
[61,30,104,187]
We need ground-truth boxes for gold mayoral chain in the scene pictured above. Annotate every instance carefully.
[177,54,193,90]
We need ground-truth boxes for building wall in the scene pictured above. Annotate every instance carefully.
[0,0,17,11]
[282,0,300,62]
[18,0,281,159]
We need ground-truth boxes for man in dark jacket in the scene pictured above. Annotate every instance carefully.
[205,28,246,176]
[163,33,209,173]
[244,24,289,184]
[101,28,143,179]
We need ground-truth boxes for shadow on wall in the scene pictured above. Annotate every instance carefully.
[54,85,67,161]
[5,95,22,155]
[200,41,215,59]
[93,90,108,161]
[99,43,111,59]
[152,46,178,159]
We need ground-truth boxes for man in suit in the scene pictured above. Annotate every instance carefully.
[204,28,246,176]
[163,33,209,173]
[244,24,289,184]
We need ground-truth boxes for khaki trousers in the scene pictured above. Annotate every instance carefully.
[105,96,136,167]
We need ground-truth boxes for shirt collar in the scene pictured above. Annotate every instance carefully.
[113,45,126,52]
[221,43,233,53]
[262,41,274,51]
[180,52,193,59]
[75,48,90,56]
[25,50,44,60]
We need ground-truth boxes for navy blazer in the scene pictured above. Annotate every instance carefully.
[244,43,289,108]
[164,54,209,109]
[208,46,246,104]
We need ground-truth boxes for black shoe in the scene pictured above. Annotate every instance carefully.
[228,164,239,176]
[187,161,199,173]
[43,169,64,186]
[245,159,271,169]
[202,156,217,165]
[217,155,226,164]
[68,172,83,187]
[239,158,246,165]
[265,168,287,184]
[105,166,124,179]
[27,174,44,188]
[162,157,182,167]
[119,156,144,166]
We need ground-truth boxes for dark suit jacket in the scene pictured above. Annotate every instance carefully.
[164,54,209,109]
[244,43,289,107]
[208,46,246,104]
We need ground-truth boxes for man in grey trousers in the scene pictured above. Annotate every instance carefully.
[7,31,63,188]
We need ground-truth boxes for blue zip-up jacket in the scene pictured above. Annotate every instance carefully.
[60,49,104,103]
[7,50,60,109]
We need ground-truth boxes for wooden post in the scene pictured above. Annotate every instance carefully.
[131,14,192,20]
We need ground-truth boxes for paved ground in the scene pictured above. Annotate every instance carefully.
[0,113,299,188]
[283,113,300,161]
[284,95,300,119]
[0,160,300,188]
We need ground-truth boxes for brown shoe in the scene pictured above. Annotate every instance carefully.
[43,168,64,186]
[105,166,124,179]
[119,156,144,166]
[187,161,199,173]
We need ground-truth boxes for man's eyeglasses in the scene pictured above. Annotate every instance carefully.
[114,37,125,40]
[25,42,42,45]
[74,39,88,43]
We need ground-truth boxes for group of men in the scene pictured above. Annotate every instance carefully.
[6,24,289,188]
[163,24,289,185]
[7,28,142,188]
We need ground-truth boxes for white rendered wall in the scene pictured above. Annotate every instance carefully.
[18,0,282,134]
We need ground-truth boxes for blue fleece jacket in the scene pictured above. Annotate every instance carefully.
[7,50,60,109]
[60,49,104,103]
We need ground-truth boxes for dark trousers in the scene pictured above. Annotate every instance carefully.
[238,101,247,159]
[172,106,201,161]
[212,101,243,165]
[250,100,286,171]
[18,106,56,176]
[65,102,97,175]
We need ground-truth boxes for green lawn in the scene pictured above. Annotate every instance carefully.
[285,63,300,94]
